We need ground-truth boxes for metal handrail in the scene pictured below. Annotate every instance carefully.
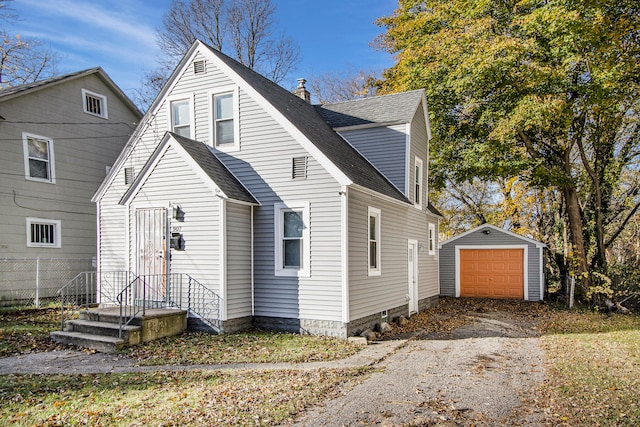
[61,271,223,337]
[57,271,130,330]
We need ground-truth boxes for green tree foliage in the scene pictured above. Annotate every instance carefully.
[377,0,640,298]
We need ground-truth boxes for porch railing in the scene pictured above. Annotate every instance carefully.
[57,271,131,330]
[116,273,222,337]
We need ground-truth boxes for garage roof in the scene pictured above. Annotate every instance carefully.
[440,224,546,248]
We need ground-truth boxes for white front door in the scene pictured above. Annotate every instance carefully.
[136,208,168,301]
[408,240,419,314]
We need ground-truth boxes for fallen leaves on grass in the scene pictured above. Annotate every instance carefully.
[381,297,549,339]
[0,308,70,357]
[120,330,360,365]
[0,368,365,426]
[538,309,640,426]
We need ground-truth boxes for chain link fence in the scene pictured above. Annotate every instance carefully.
[0,258,95,308]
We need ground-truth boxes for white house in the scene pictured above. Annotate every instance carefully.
[92,41,441,337]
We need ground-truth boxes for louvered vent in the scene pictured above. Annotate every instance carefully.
[193,60,206,74]
[124,167,135,185]
[292,156,307,180]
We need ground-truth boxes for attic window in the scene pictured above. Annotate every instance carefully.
[193,60,206,74]
[124,167,135,185]
[82,89,108,119]
[292,156,307,180]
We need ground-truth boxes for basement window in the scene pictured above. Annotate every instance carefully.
[26,218,61,248]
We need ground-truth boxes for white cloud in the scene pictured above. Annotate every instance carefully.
[18,0,158,47]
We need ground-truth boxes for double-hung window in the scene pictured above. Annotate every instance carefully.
[368,207,381,276]
[26,218,61,248]
[170,99,191,138]
[414,157,423,208]
[210,87,239,150]
[275,202,310,277]
[23,133,55,183]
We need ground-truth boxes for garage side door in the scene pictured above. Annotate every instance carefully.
[460,249,524,299]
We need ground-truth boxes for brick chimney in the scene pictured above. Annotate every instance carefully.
[294,78,311,103]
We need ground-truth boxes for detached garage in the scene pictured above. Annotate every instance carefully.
[439,224,546,301]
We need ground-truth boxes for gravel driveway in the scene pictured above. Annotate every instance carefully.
[290,309,547,426]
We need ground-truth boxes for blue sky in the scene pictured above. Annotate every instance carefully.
[7,0,396,96]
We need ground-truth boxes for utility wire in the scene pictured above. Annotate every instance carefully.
[9,190,95,215]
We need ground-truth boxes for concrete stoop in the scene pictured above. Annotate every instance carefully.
[50,307,188,353]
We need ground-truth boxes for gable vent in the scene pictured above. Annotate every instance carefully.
[124,167,136,185]
[193,60,206,74]
[292,156,307,180]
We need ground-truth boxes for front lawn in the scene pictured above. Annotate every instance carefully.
[0,307,360,363]
[0,368,364,426]
[541,309,640,426]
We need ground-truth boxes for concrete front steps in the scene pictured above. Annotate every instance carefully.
[51,307,187,353]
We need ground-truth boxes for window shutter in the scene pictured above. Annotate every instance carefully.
[292,156,307,180]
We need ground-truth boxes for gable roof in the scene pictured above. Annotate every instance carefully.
[200,42,411,204]
[315,90,425,129]
[95,40,414,205]
[440,223,546,248]
[0,67,142,117]
[120,132,258,206]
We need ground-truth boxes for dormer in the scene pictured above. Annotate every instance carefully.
[315,90,432,208]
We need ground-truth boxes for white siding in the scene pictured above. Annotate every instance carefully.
[129,146,220,291]
[97,48,344,322]
[217,88,343,321]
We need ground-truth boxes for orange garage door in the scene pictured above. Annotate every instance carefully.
[460,249,524,299]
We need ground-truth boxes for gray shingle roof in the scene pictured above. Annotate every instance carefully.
[202,43,410,204]
[315,90,425,128]
[170,133,257,204]
[0,68,100,99]
[120,132,257,205]
[0,67,142,117]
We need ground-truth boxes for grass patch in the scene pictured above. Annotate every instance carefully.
[0,368,365,426]
[541,310,640,426]
[0,308,61,357]
[0,308,360,364]
[121,330,361,365]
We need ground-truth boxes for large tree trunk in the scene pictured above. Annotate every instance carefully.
[563,184,590,297]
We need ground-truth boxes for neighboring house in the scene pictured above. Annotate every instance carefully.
[0,68,142,299]
[439,224,546,301]
[93,40,441,337]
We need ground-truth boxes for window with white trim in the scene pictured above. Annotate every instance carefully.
[274,202,310,277]
[414,157,423,208]
[82,89,108,118]
[428,223,436,256]
[368,207,381,276]
[214,92,234,145]
[26,218,61,248]
[170,99,191,138]
[23,133,55,183]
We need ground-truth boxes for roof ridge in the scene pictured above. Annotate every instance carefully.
[319,89,424,107]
